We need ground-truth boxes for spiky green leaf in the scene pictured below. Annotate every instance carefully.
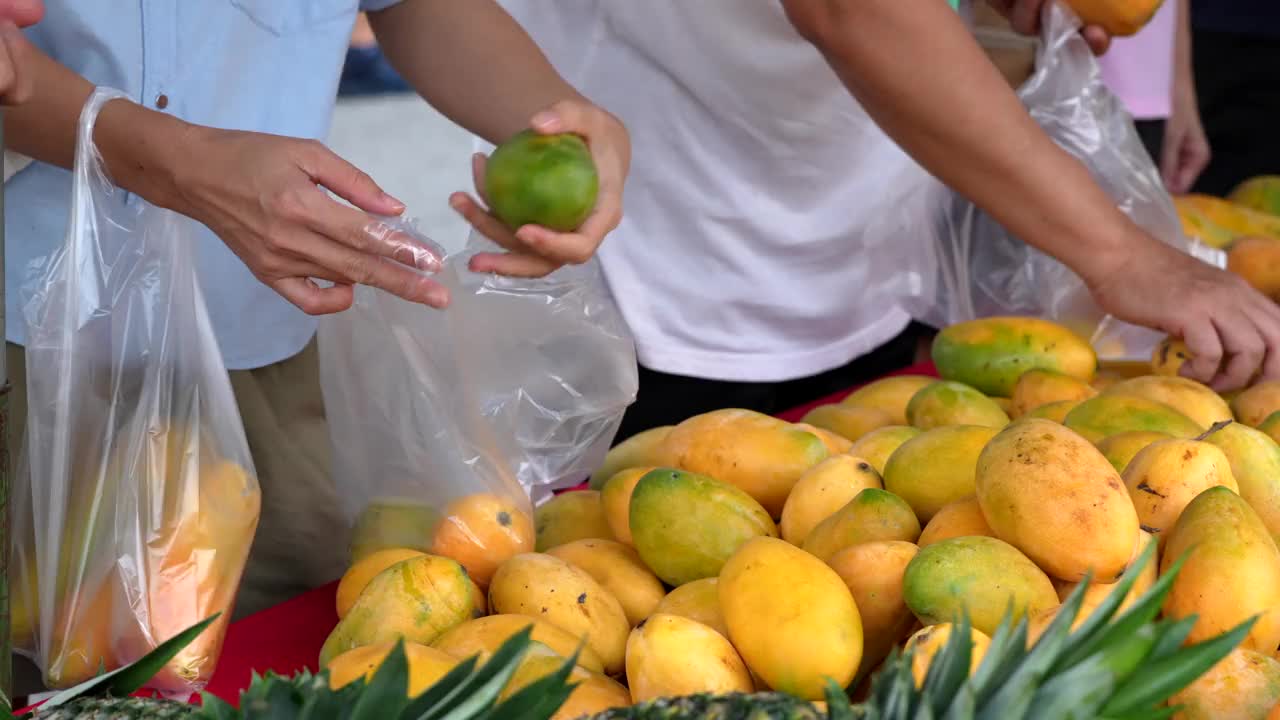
[349,638,413,720]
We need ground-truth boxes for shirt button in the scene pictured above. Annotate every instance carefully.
[156,94,169,110]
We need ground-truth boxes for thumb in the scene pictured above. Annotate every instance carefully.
[0,0,43,28]
[303,143,405,216]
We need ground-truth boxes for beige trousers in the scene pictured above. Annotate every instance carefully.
[5,338,350,622]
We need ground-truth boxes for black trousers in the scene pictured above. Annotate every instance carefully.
[1134,119,1166,169]
[1190,29,1280,196]
[613,321,935,445]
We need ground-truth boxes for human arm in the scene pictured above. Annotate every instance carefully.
[781,0,1280,389]
[1162,0,1210,194]
[367,0,630,278]
[0,0,43,104]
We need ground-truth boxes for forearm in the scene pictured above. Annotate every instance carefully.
[368,0,586,145]
[783,0,1159,283]
[1172,0,1193,101]
[3,42,190,209]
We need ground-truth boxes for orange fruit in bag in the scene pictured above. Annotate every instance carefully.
[45,576,124,689]
[429,493,534,589]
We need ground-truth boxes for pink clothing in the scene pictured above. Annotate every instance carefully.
[1097,0,1178,120]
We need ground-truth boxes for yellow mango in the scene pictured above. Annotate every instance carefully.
[791,422,855,455]
[629,469,777,587]
[1023,605,1085,648]
[1176,193,1280,238]
[883,425,1000,523]
[1151,337,1192,377]
[1096,431,1173,474]
[1233,381,1280,428]
[349,498,440,563]
[1052,530,1158,617]
[827,541,919,680]
[905,381,1010,430]
[932,317,1097,397]
[847,426,922,475]
[840,375,938,425]
[327,641,459,697]
[904,623,991,688]
[1170,648,1280,720]
[663,409,829,517]
[1260,412,1280,446]
[431,614,606,674]
[651,578,727,639]
[1010,368,1097,418]
[1123,439,1238,543]
[1103,375,1232,429]
[600,467,655,546]
[1025,399,1082,424]
[720,537,862,700]
[534,490,614,552]
[501,644,631,719]
[1064,394,1203,444]
[1229,236,1280,302]
[319,554,479,667]
[1163,486,1280,653]
[801,405,895,443]
[902,536,1058,636]
[917,497,994,548]
[487,553,631,675]
[589,426,674,490]
[546,539,666,627]
[1229,175,1280,217]
[976,419,1139,582]
[335,548,427,620]
[1205,423,1280,546]
[780,455,883,546]
[625,614,753,702]
[1091,369,1126,392]
[802,488,921,562]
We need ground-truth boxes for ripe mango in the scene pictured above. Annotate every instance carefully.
[319,554,479,667]
[534,490,614,552]
[589,426,674,490]
[1151,337,1192,377]
[327,641,459,697]
[800,404,894,443]
[335,547,427,620]
[1010,368,1097,418]
[1176,193,1280,238]
[1062,0,1165,35]
[1261,412,1280,446]
[629,469,778,586]
[720,537,862,700]
[349,498,440,562]
[1025,399,1081,424]
[903,536,1057,636]
[487,553,630,675]
[780,455,883,545]
[905,381,1010,430]
[848,426,922,475]
[802,488,921,562]
[1228,236,1280,303]
[429,493,534,590]
[625,614,753,702]
[932,317,1096,397]
[917,497,994,548]
[652,578,727,639]
[904,623,991,688]
[1103,375,1232,429]
[1052,530,1158,618]
[791,422,855,454]
[1232,381,1280,428]
[976,419,1139,582]
[883,425,1000,523]
[501,644,631,719]
[1170,648,1280,720]
[1205,423,1280,546]
[840,375,938,425]
[1096,431,1172,474]
[1229,175,1280,217]
[600,467,655,546]
[827,541,919,680]
[1063,394,1202,444]
[1123,439,1238,542]
[1163,486,1280,653]
[662,409,829,516]
[431,614,606,674]
[546,539,665,627]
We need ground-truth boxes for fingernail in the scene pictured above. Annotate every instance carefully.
[531,112,557,130]
[449,196,465,212]
[382,193,405,212]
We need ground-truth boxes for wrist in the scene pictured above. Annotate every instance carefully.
[93,98,195,213]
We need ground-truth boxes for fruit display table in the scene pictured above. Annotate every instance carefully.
[197,362,938,705]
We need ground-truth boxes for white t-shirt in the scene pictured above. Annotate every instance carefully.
[494,1,933,383]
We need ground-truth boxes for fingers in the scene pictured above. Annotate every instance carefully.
[1211,315,1266,391]
[468,251,560,278]
[297,141,406,216]
[272,277,355,315]
[0,0,44,27]
[1159,131,1182,193]
[297,189,442,273]
[1178,317,1224,385]
[0,22,32,105]
[1254,298,1280,382]
[1082,26,1111,55]
[448,191,529,254]
[1007,0,1043,36]
[471,153,490,205]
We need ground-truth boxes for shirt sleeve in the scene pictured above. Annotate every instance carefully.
[359,0,406,12]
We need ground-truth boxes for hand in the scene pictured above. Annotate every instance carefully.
[172,127,448,315]
[989,0,1112,55]
[1161,84,1210,194]
[449,98,630,278]
[1087,237,1280,391]
[0,0,44,105]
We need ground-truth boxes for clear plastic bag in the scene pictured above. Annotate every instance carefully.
[318,226,637,583]
[10,88,261,695]
[900,2,1225,360]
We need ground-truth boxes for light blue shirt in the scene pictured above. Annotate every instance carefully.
[10,0,402,370]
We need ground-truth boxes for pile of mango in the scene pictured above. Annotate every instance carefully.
[1177,176,1280,302]
[319,315,1280,720]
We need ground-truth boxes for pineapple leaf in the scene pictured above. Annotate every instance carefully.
[485,650,580,720]
[977,603,1075,720]
[38,613,221,711]
[965,613,1028,708]
[1099,614,1257,716]
[1024,624,1161,718]
[407,627,535,720]
[1143,616,1197,662]
[401,655,480,719]
[349,638,414,720]
[196,694,241,720]
[920,614,973,717]
[295,671,352,720]
[825,679,859,720]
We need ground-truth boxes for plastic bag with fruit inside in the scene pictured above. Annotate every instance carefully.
[318,222,637,588]
[892,2,1225,362]
[10,88,261,696]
